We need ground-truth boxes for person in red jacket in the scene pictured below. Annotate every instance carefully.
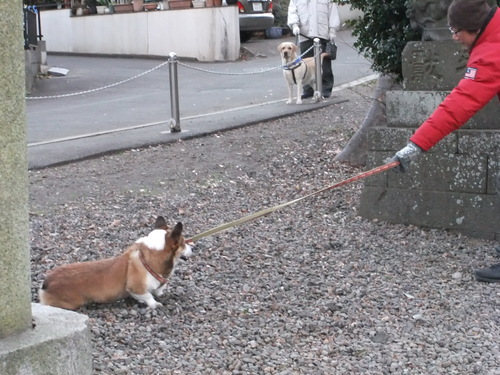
[391,0,500,282]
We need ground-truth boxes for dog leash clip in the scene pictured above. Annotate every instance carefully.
[283,57,303,71]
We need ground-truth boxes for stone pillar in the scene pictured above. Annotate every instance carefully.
[0,0,32,339]
[0,6,92,375]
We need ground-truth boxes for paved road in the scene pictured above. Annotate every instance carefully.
[26,29,375,169]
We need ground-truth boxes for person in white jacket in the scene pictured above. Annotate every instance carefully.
[287,0,340,98]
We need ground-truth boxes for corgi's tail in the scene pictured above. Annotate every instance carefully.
[38,287,47,304]
[38,279,50,304]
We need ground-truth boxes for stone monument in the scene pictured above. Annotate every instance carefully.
[358,0,500,240]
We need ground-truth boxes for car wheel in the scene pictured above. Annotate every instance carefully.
[240,31,253,43]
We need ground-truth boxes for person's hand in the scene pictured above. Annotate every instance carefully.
[329,32,335,42]
[292,25,300,36]
[390,142,423,173]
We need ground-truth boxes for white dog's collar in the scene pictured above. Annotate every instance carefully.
[283,57,303,71]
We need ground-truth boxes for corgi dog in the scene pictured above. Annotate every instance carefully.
[39,216,192,310]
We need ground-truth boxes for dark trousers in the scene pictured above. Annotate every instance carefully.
[299,38,334,96]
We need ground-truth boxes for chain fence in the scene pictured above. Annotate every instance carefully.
[26,60,170,100]
[25,44,316,101]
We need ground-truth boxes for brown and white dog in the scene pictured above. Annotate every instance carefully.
[278,41,323,105]
[39,216,192,310]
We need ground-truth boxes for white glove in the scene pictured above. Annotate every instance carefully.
[292,25,300,36]
[329,31,336,41]
[391,142,423,173]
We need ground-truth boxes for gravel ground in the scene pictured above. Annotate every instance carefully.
[29,83,500,374]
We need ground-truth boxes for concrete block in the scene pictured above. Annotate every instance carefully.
[458,130,500,155]
[487,157,500,195]
[367,127,457,153]
[386,91,500,129]
[359,187,500,240]
[366,127,413,151]
[387,91,447,127]
[366,151,488,194]
[0,304,92,375]
[389,154,488,194]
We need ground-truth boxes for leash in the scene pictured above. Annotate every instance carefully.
[186,161,399,244]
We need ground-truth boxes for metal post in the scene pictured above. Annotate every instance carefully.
[168,52,181,133]
[36,7,43,41]
[313,38,322,102]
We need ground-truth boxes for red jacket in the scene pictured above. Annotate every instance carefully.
[410,7,500,151]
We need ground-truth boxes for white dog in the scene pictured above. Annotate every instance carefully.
[278,41,322,105]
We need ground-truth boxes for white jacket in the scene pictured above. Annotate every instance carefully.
[287,0,340,41]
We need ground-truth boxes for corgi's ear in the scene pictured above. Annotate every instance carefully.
[154,216,169,230]
[170,222,183,240]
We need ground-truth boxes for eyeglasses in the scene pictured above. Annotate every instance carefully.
[449,27,462,35]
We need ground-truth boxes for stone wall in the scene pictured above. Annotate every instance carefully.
[358,40,500,240]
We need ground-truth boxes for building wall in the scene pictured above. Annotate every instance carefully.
[39,7,241,62]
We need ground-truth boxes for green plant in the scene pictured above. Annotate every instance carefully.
[273,0,290,28]
[333,0,421,81]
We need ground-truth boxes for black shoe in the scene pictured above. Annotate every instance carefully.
[322,92,331,98]
[474,263,500,283]
[301,92,313,99]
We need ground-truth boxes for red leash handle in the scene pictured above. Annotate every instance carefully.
[320,160,400,192]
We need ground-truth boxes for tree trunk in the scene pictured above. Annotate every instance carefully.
[334,75,398,166]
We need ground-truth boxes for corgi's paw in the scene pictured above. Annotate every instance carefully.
[149,301,163,309]
[153,284,167,297]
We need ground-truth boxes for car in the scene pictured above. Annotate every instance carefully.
[237,0,275,42]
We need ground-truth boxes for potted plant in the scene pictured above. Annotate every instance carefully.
[168,0,191,9]
[71,0,84,15]
[96,0,109,13]
[192,0,205,7]
[113,0,134,12]
[143,0,158,10]
[132,0,144,11]
[86,0,98,13]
